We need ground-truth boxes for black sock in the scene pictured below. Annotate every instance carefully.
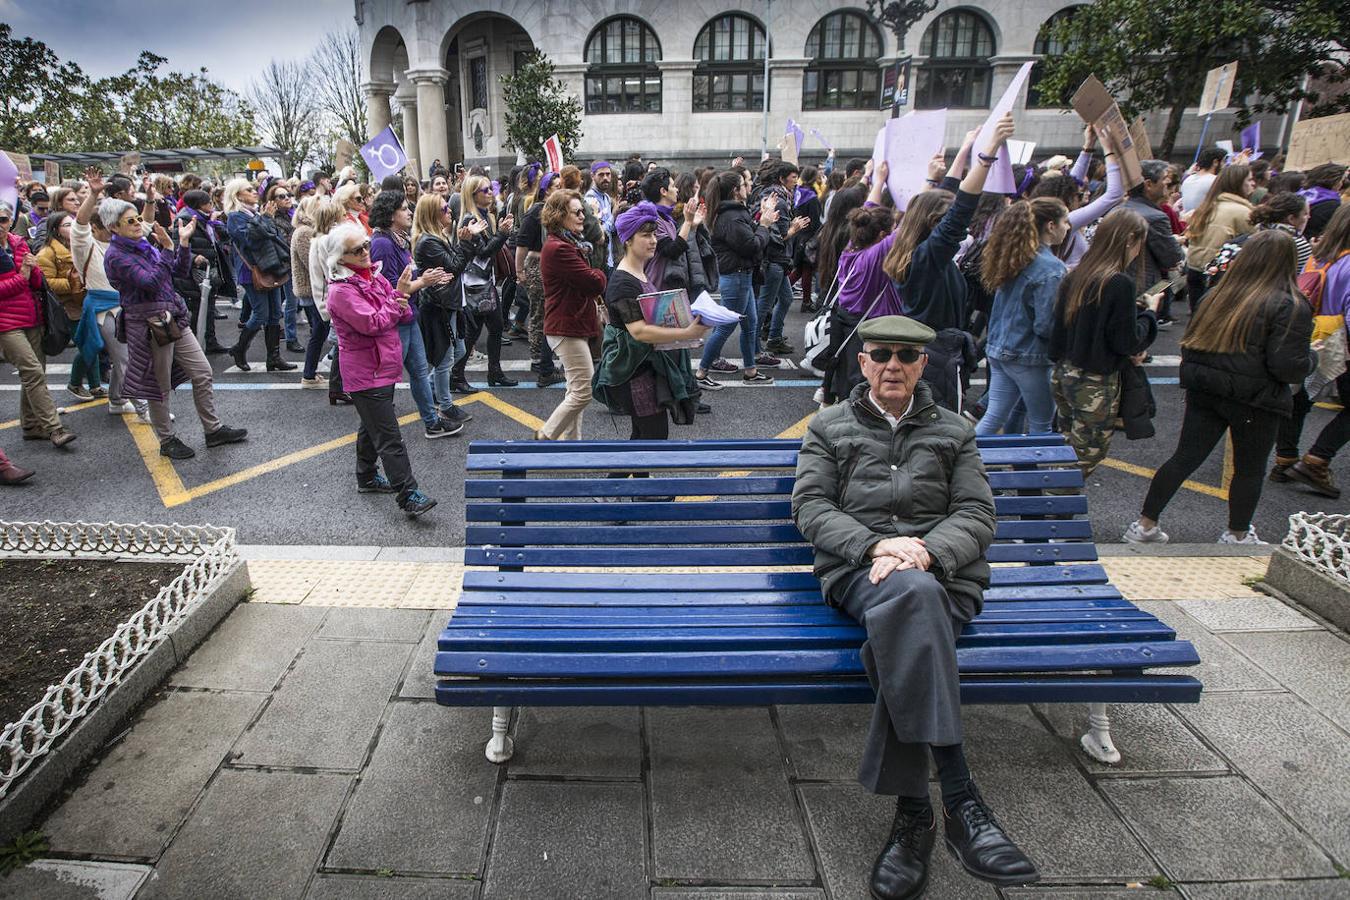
[930,743,974,812]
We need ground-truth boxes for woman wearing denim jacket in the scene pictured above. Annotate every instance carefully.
[975,198,1071,435]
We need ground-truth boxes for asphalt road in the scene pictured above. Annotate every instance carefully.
[2,304,1344,547]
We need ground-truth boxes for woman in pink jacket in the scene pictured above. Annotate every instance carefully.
[321,222,437,517]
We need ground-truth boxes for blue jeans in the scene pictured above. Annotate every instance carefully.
[281,280,298,342]
[700,272,759,371]
[301,304,330,379]
[398,321,437,427]
[242,283,282,330]
[432,317,466,411]
[759,262,795,342]
[976,358,1055,435]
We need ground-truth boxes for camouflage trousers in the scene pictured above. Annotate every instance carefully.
[522,254,545,358]
[1052,363,1121,476]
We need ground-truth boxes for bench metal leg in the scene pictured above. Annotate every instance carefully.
[486,706,515,763]
[1079,702,1121,764]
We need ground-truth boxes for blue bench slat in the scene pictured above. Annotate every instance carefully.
[465,546,819,567]
[435,640,1199,679]
[467,450,803,471]
[469,521,1092,545]
[469,436,1066,454]
[459,589,828,607]
[434,675,1203,707]
[987,470,1085,490]
[992,496,1089,516]
[982,584,1121,601]
[451,609,1155,628]
[457,595,1139,616]
[994,521,1093,540]
[466,476,798,499]
[467,496,1087,523]
[988,564,1107,585]
[986,544,1098,563]
[462,570,824,592]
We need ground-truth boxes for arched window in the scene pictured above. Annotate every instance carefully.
[803,10,883,110]
[693,13,768,112]
[915,10,995,109]
[1026,7,1082,108]
[585,16,662,114]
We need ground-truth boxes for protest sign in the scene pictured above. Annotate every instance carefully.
[809,127,832,150]
[1128,118,1153,164]
[779,134,799,166]
[970,61,1034,193]
[1006,140,1036,166]
[543,134,564,172]
[1071,76,1144,191]
[1285,112,1350,170]
[1197,62,1238,117]
[1216,140,1234,156]
[870,109,947,211]
[0,153,18,211]
[3,152,32,181]
[785,118,804,154]
[1240,121,1260,154]
[44,161,60,184]
[118,152,140,175]
[358,128,406,181]
[880,57,912,110]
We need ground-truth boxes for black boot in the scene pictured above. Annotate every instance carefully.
[265,325,297,371]
[488,369,519,387]
[943,781,1039,886]
[231,326,259,372]
[870,802,935,900]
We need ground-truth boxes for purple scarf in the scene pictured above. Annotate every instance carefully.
[1300,185,1340,206]
[792,185,816,209]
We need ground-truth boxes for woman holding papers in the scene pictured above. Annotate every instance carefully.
[594,203,710,440]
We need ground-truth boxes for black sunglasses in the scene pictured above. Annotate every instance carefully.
[866,347,925,365]
[344,241,372,255]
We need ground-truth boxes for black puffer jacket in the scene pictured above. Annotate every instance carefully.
[711,201,771,276]
[1179,292,1315,415]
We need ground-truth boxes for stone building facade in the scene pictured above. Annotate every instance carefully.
[357,0,1278,173]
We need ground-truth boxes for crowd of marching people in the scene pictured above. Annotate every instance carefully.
[2,121,1347,533]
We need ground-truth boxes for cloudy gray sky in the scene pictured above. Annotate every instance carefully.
[3,0,353,95]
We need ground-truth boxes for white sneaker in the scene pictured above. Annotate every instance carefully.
[135,404,173,425]
[108,400,136,415]
[1219,527,1267,545]
[300,375,328,389]
[1122,521,1169,544]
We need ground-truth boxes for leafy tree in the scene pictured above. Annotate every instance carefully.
[1039,0,1350,158]
[865,0,939,50]
[499,52,583,161]
[0,24,87,153]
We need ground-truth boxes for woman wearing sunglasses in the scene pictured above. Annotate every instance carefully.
[320,222,437,517]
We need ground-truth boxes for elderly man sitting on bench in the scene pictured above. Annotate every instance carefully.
[792,315,1039,899]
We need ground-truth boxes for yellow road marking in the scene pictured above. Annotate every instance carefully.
[468,390,544,430]
[125,392,497,508]
[1098,457,1229,500]
[0,398,105,432]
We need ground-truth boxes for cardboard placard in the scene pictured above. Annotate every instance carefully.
[44,161,60,184]
[1197,62,1238,117]
[3,151,33,180]
[1071,76,1144,191]
[778,133,799,166]
[334,139,357,172]
[1128,117,1153,164]
[1285,112,1350,171]
[118,151,140,175]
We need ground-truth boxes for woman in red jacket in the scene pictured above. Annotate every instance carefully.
[538,190,607,440]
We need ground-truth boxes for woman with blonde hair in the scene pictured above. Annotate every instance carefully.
[334,183,371,235]
[412,193,473,423]
[290,196,326,388]
[454,173,516,389]
[223,177,296,372]
[973,197,1071,435]
[1049,208,1161,473]
[34,211,101,399]
[1125,230,1314,545]
[1184,164,1255,309]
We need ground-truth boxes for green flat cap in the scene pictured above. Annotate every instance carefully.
[856,315,936,346]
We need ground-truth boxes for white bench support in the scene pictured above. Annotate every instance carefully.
[1079,702,1121,764]
[486,706,515,763]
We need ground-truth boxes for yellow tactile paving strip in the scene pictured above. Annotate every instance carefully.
[244,556,1271,608]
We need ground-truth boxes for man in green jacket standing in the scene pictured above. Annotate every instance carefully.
[792,316,1038,899]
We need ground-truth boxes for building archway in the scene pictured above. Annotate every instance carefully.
[438,13,537,170]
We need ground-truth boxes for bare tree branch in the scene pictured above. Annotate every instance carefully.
[310,29,367,151]
[249,59,322,177]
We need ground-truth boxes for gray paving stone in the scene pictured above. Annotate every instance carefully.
[239,544,381,560]
[43,690,263,859]
[508,706,641,778]
[1221,631,1350,731]
[137,769,349,900]
[961,706,1158,880]
[374,546,464,563]
[1004,891,1177,898]
[1176,692,1350,861]
[1099,777,1336,881]
[0,860,150,900]
[327,705,498,874]
[1035,702,1226,774]
[169,603,326,691]
[651,891,826,899]
[797,783,995,900]
[481,781,645,900]
[1136,602,1283,692]
[314,607,431,643]
[234,640,411,770]
[775,704,872,781]
[648,707,815,882]
[399,610,452,700]
[305,874,479,900]
[1183,880,1350,898]
[1176,597,1321,632]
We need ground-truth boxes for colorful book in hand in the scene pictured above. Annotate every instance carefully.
[637,288,702,350]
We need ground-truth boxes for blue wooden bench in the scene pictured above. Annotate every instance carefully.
[437,436,1201,765]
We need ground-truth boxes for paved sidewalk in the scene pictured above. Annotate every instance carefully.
[5,554,1350,899]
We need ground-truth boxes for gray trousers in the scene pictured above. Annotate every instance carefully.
[148,331,221,441]
[99,314,130,405]
[837,567,965,796]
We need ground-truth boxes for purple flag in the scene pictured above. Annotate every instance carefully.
[785,118,804,153]
[0,152,17,212]
[359,126,408,181]
[1240,121,1260,153]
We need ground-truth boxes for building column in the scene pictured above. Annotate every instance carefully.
[407,67,451,176]
[361,81,395,139]
[395,86,420,175]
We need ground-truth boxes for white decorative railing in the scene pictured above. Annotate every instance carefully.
[0,522,239,799]
[1282,512,1350,585]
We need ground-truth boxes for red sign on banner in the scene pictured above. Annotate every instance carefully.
[543,134,563,173]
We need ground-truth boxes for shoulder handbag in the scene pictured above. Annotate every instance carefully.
[40,286,72,355]
[461,253,498,314]
[146,310,182,347]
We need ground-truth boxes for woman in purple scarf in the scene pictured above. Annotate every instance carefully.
[101,199,247,460]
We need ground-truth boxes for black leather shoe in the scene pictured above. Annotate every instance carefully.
[205,425,248,447]
[536,371,564,388]
[870,804,935,900]
[943,782,1039,886]
[488,372,519,387]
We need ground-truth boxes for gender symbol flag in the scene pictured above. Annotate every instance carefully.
[360,126,408,181]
